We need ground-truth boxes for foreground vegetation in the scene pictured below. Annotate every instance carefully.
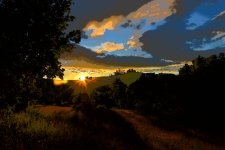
[1,105,224,150]
[0,106,148,150]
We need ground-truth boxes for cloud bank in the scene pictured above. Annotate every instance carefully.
[65,0,225,68]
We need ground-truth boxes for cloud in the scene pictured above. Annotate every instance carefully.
[62,62,187,80]
[121,19,146,30]
[94,42,125,53]
[83,0,175,38]
[62,63,186,80]
[70,0,150,30]
[186,12,209,30]
[61,45,174,67]
[127,33,144,49]
[127,0,175,24]
[103,49,152,58]
[84,15,126,38]
[171,0,203,15]
[140,0,225,61]
[211,31,225,40]
[121,20,133,28]
[78,0,175,62]
[70,0,225,67]
[188,31,225,51]
[212,10,225,20]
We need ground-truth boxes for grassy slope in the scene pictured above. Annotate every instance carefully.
[68,72,141,94]
[119,72,142,85]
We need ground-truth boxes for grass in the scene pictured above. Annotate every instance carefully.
[0,105,148,150]
[1,105,224,150]
[119,72,141,85]
[0,107,83,150]
[115,109,225,150]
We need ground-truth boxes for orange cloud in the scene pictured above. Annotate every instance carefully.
[83,0,175,38]
[60,62,185,80]
[127,33,144,49]
[127,0,175,24]
[94,42,125,54]
[84,15,125,38]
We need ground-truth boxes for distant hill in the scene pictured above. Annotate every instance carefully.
[67,72,141,95]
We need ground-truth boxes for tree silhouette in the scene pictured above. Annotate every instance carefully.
[91,85,114,108]
[0,0,80,109]
[192,55,207,74]
[111,78,127,108]
[177,53,225,131]
[127,69,137,73]
[38,80,75,105]
[114,69,126,76]
[179,64,192,76]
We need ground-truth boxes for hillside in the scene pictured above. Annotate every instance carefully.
[67,72,141,94]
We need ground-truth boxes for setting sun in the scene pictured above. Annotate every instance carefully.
[80,75,86,81]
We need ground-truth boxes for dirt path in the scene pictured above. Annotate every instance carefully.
[34,105,149,150]
[34,106,224,150]
[114,109,224,150]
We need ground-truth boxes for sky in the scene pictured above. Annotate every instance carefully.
[60,0,225,80]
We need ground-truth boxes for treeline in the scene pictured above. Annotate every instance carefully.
[91,73,178,113]
[38,80,76,105]
[91,53,225,133]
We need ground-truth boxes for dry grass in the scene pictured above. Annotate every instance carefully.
[1,106,223,150]
[34,105,73,114]
[115,109,225,150]
[0,106,148,150]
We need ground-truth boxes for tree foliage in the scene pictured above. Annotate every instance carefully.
[114,69,126,76]
[111,79,127,108]
[179,53,225,76]
[92,53,225,133]
[0,0,80,109]
[91,79,128,109]
[127,69,137,73]
[38,80,75,106]
[91,85,114,109]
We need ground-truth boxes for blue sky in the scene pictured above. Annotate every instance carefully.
[63,0,225,68]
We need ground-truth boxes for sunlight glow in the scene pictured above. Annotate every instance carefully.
[80,75,86,81]
[53,79,68,86]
